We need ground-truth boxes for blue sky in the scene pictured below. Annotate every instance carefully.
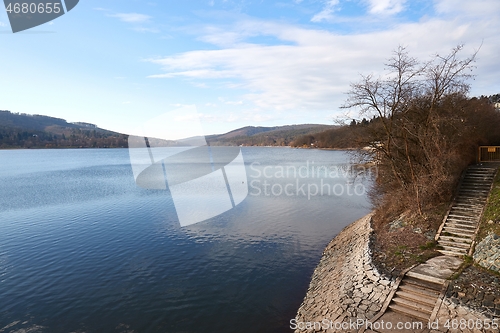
[1,0,499,138]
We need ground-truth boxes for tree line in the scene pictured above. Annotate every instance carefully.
[0,126,128,149]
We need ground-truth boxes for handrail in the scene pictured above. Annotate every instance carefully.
[478,146,500,162]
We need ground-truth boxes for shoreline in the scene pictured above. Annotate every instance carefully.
[293,213,499,333]
[293,213,396,332]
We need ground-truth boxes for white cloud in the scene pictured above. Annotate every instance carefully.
[133,27,160,33]
[225,100,243,105]
[146,1,500,116]
[106,12,159,33]
[311,0,340,22]
[435,0,500,16]
[365,0,406,15]
[109,13,151,23]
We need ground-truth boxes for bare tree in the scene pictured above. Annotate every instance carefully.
[342,45,479,216]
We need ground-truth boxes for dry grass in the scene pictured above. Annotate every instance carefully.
[476,170,500,242]
[370,204,448,278]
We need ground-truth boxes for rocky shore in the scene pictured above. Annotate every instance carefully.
[294,214,396,332]
[294,213,500,333]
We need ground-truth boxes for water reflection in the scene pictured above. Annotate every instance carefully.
[0,147,372,333]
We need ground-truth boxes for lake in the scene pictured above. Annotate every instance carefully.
[0,147,372,333]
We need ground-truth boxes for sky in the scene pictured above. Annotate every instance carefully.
[0,0,499,138]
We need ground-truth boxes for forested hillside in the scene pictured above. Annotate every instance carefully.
[0,111,128,148]
[206,124,335,146]
[0,111,336,149]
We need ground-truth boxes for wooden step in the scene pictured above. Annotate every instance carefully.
[450,205,483,212]
[437,249,466,257]
[448,212,480,219]
[458,191,489,196]
[451,203,483,212]
[392,297,434,314]
[465,173,495,177]
[453,204,483,209]
[439,245,468,254]
[456,195,487,199]
[399,283,440,298]
[458,188,489,193]
[446,218,478,225]
[459,184,490,189]
[404,276,443,291]
[446,214,478,221]
[439,228,472,239]
[465,175,495,178]
[438,235,472,243]
[442,226,475,235]
[389,304,430,321]
[445,222,477,230]
[460,189,490,193]
[396,290,437,306]
[455,195,486,200]
[459,182,491,188]
[461,178,493,182]
[437,239,471,249]
[454,201,484,206]
[441,230,475,238]
[406,271,445,285]
[451,205,483,211]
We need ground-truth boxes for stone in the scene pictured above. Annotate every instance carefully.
[473,233,500,273]
[361,286,373,294]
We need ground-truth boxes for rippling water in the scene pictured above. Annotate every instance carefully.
[0,148,372,333]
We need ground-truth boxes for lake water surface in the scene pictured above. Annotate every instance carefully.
[0,148,372,333]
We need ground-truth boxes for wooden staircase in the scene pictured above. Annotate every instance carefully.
[388,271,444,321]
[383,165,497,322]
[435,166,497,257]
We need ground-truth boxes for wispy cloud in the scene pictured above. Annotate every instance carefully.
[365,0,406,15]
[146,0,500,116]
[311,0,340,22]
[105,11,160,33]
[109,13,151,23]
[133,27,160,33]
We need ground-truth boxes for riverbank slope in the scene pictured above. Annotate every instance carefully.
[293,214,395,332]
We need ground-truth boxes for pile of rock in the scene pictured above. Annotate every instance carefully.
[447,265,500,318]
[294,214,395,332]
[473,233,500,273]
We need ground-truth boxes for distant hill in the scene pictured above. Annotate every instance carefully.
[0,110,336,149]
[206,124,336,146]
[0,110,128,149]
